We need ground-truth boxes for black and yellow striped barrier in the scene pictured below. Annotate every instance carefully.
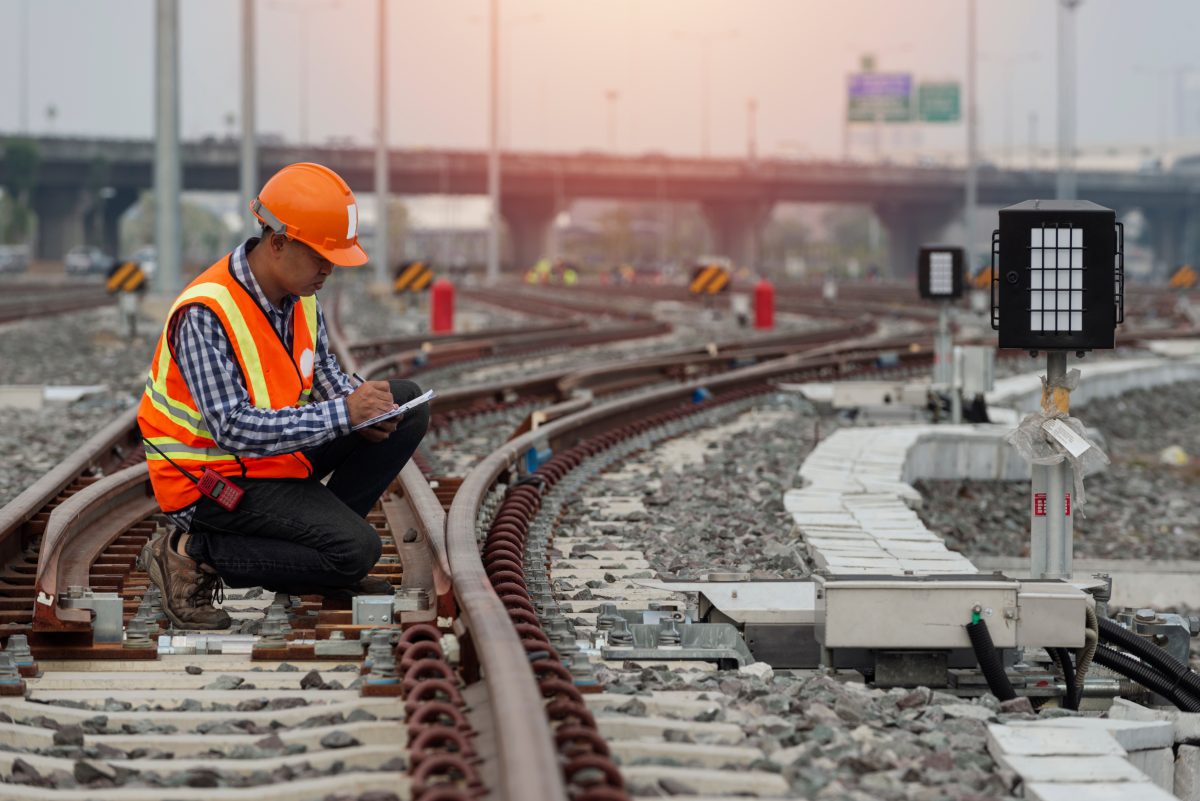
[689,264,730,295]
[106,261,146,294]
[1170,265,1197,289]
[394,261,434,294]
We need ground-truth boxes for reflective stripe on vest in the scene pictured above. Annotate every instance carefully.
[137,255,318,512]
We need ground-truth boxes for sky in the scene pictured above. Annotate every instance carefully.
[2,0,1200,165]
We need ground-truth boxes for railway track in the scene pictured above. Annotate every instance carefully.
[0,285,114,326]
[1,279,1196,799]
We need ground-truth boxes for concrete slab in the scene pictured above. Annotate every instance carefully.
[1176,744,1200,801]
[1009,717,1175,752]
[987,723,1126,757]
[997,754,1147,783]
[1025,780,1177,801]
[1129,747,1175,792]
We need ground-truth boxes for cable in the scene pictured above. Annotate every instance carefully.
[966,617,1017,702]
[1071,605,1099,711]
[1098,616,1200,703]
[1092,644,1200,713]
[1050,647,1077,711]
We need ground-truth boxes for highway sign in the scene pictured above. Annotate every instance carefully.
[105,261,146,294]
[1170,264,1197,289]
[690,264,730,295]
[847,73,913,123]
[394,261,434,293]
[917,82,961,123]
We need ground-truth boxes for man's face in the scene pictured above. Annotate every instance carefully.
[273,234,334,296]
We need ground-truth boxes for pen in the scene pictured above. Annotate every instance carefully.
[351,372,366,386]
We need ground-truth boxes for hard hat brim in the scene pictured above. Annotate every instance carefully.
[315,241,369,267]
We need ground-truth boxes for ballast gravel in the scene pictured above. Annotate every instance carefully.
[599,664,1028,801]
[918,380,1200,561]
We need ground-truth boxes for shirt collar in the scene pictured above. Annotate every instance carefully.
[235,238,299,315]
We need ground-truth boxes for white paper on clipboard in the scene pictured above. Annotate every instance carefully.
[351,389,435,432]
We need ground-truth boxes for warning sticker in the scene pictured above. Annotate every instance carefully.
[1043,418,1092,458]
[1065,493,1071,517]
[1034,492,1047,517]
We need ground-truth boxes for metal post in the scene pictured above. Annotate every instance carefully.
[486,0,501,284]
[1031,351,1074,580]
[934,302,953,385]
[701,36,711,157]
[747,97,758,163]
[18,0,29,134]
[950,346,963,424]
[239,0,257,238]
[374,0,389,287]
[965,0,978,273]
[299,11,309,146]
[1056,1,1081,201]
[155,0,183,299]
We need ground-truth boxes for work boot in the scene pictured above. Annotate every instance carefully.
[139,532,231,630]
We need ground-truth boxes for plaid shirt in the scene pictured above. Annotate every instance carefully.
[165,238,353,530]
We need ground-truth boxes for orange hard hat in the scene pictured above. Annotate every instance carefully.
[250,162,368,267]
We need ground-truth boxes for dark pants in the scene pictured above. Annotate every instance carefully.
[184,379,430,594]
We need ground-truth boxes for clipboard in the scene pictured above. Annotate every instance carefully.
[351,389,436,432]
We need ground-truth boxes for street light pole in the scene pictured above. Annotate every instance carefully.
[747,97,758,163]
[605,90,619,152]
[18,0,29,134]
[486,0,501,284]
[965,0,978,273]
[239,0,257,237]
[1056,0,1082,200]
[374,0,389,287]
[155,0,182,298]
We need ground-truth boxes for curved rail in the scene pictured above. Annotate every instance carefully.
[331,306,570,801]
[32,463,157,632]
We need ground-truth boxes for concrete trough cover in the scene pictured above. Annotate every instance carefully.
[987,723,1127,757]
[1023,780,1178,801]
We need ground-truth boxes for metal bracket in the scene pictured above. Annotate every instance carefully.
[60,589,123,644]
[352,595,394,626]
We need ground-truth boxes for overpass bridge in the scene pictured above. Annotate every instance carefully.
[4,135,1200,275]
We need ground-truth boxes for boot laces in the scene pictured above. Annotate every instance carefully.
[190,571,225,609]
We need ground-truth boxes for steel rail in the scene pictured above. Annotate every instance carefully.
[331,294,569,801]
[0,407,143,566]
[31,463,157,632]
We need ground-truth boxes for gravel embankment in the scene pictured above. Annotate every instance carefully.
[918,380,1200,561]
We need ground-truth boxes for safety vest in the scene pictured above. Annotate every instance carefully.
[137,255,319,512]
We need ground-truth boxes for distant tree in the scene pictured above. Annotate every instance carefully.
[0,138,40,244]
[763,215,811,268]
[599,205,634,266]
[122,192,235,265]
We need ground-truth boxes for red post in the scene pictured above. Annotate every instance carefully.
[754,279,774,330]
[431,278,455,333]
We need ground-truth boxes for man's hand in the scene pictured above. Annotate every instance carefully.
[346,380,396,428]
[357,415,401,442]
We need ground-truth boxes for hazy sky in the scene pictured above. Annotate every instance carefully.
[2,0,1199,163]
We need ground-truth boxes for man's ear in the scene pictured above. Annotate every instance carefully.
[271,234,286,253]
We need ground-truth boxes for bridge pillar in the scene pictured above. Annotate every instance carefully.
[874,202,958,279]
[86,189,140,258]
[502,195,557,271]
[31,187,89,261]
[700,200,773,269]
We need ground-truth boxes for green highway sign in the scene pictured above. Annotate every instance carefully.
[918,82,961,123]
[847,73,913,123]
